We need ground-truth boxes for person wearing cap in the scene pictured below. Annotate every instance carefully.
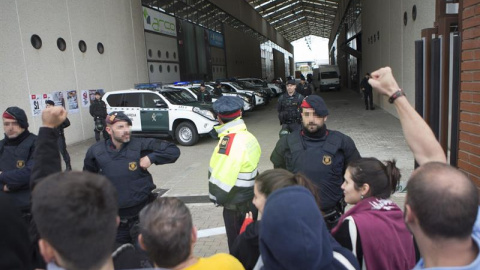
[296,75,313,97]
[45,100,72,170]
[0,106,37,214]
[209,96,261,251]
[89,91,109,142]
[83,111,181,244]
[196,83,212,103]
[277,79,304,135]
[270,95,361,229]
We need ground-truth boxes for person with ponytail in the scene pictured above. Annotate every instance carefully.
[331,158,416,270]
[231,169,358,270]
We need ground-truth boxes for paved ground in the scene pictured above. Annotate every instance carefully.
[66,88,414,257]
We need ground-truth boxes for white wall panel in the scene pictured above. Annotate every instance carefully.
[0,1,32,129]
[362,0,435,116]
[147,62,180,83]
[0,0,148,143]
[145,32,179,62]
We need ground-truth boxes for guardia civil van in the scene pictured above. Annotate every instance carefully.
[102,85,218,146]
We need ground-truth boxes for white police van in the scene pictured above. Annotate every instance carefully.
[102,85,218,146]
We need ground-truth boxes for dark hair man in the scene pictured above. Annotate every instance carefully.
[296,75,313,96]
[360,73,374,110]
[32,171,118,270]
[45,100,71,170]
[197,83,212,103]
[0,106,37,214]
[209,96,261,250]
[139,197,244,269]
[368,67,480,269]
[84,111,180,244]
[277,79,304,134]
[89,91,109,141]
[271,95,361,229]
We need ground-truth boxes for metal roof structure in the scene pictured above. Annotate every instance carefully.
[245,0,339,41]
[142,0,343,45]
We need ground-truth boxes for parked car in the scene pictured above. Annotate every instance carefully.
[234,80,273,103]
[238,78,283,96]
[165,83,254,112]
[207,81,266,106]
[102,85,218,146]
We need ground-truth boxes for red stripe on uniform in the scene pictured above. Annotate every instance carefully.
[224,133,236,155]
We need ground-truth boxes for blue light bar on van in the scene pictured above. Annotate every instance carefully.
[134,83,162,90]
[173,81,190,86]
[191,80,203,84]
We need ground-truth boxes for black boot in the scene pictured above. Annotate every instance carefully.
[65,162,72,171]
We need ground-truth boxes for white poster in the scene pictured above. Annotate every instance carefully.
[81,90,90,107]
[29,94,42,116]
[52,91,66,109]
[66,90,79,113]
[41,93,53,110]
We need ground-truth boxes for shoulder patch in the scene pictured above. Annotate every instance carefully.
[218,134,236,155]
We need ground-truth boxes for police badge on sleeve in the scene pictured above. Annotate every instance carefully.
[16,160,25,169]
[322,155,332,165]
[129,162,138,171]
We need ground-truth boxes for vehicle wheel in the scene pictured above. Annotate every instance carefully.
[175,122,198,146]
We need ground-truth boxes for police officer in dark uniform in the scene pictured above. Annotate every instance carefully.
[83,111,181,244]
[89,91,109,142]
[213,81,223,97]
[277,79,304,135]
[45,100,71,170]
[361,73,375,110]
[197,83,212,103]
[0,107,37,215]
[270,95,361,229]
[296,76,313,97]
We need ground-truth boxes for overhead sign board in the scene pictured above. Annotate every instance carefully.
[208,30,224,48]
[143,7,177,37]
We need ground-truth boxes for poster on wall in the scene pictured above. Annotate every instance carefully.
[42,94,53,110]
[29,94,42,116]
[81,90,90,107]
[66,90,79,113]
[51,91,66,109]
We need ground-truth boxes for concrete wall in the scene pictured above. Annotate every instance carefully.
[361,0,436,116]
[0,0,147,144]
[224,24,262,78]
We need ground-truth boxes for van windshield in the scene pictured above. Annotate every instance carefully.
[321,71,338,79]
[161,90,197,105]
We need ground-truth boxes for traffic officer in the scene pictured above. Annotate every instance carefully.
[89,91,109,142]
[83,111,181,244]
[45,100,71,170]
[277,79,304,135]
[270,95,360,229]
[296,75,313,96]
[209,96,261,251]
[197,82,212,103]
[0,107,37,214]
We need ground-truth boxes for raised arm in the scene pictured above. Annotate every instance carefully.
[368,67,446,165]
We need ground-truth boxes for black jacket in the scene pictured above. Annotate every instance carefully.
[90,99,107,119]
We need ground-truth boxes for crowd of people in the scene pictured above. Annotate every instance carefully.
[1,67,479,270]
